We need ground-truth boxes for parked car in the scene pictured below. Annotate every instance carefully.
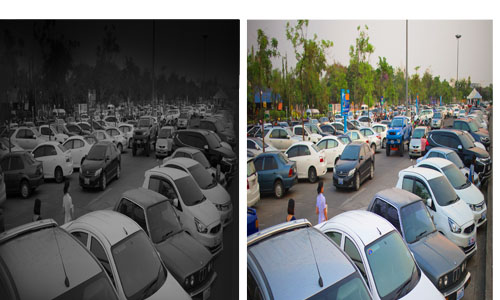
[247,157,260,207]
[409,126,429,158]
[39,124,68,143]
[346,129,369,145]
[285,141,327,183]
[155,126,176,158]
[9,126,45,150]
[0,137,23,157]
[62,210,191,300]
[247,137,278,156]
[65,122,90,136]
[431,112,443,129]
[0,151,43,198]
[115,188,216,299]
[62,135,94,169]
[92,129,115,143]
[371,123,388,148]
[261,127,298,150]
[118,123,134,148]
[368,188,470,298]
[162,157,233,227]
[359,127,381,153]
[143,167,223,255]
[32,141,73,183]
[0,219,120,300]
[305,123,329,137]
[79,141,121,190]
[316,210,444,300]
[333,142,374,191]
[248,219,373,300]
[103,115,120,128]
[337,134,352,145]
[316,136,345,169]
[292,125,321,143]
[358,116,372,127]
[253,152,297,198]
[396,166,477,257]
[193,117,236,147]
[452,119,490,149]
[319,123,338,136]
[416,157,487,227]
[247,207,259,236]
[105,127,127,153]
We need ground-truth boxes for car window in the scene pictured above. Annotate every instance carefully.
[117,199,147,233]
[386,205,401,232]
[64,140,74,149]
[427,151,440,158]
[270,129,280,138]
[33,146,44,158]
[148,177,178,202]
[414,180,431,201]
[45,145,56,156]
[279,129,288,138]
[0,157,9,171]
[247,140,256,149]
[247,269,264,300]
[10,156,24,170]
[317,139,327,150]
[74,139,84,148]
[90,237,115,287]
[71,231,89,246]
[401,177,414,192]
[253,157,264,172]
[298,145,310,156]
[325,231,342,246]
[286,146,299,158]
[15,129,24,139]
[263,157,278,171]
[344,236,367,283]
[328,139,339,149]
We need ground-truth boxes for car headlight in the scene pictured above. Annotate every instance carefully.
[438,277,443,288]
[461,262,466,272]
[480,136,488,142]
[448,217,462,233]
[195,218,208,234]
[94,168,102,177]
[443,275,448,286]
[348,168,356,177]
[190,275,195,286]
[227,136,235,143]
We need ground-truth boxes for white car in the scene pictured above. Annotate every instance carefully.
[409,126,429,158]
[416,157,487,227]
[292,125,321,143]
[177,111,190,129]
[156,126,176,158]
[32,141,73,183]
[166,109,180,123]
[105,127,127,153]
[39,124,68,143]
[9,127,45,150]
[118,123,134,148]
[143,167,223,255]
[316,210,444,300]
[285,141,327,183]
[359,127,381,153]
[458,110,466,118]
[453,108,460,118]
[372,123,388,148]
[263,127,299,151]
[247,137,278,156]
[62,210,191,300]
[62,135,94,169]
[247,157,260,207]
[162,157,233,227]
[93,129,115,143]
[316,136,345,168]
[396,167,477,257]
[103,115,120,128]
[357,116,372,127]
[346,130,370,145]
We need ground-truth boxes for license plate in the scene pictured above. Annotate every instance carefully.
[468,237,475,246]
[338,178,343,185]
[390,140,395,144]
[84,178,89,185]
[457,286,464,300]
[203,287,211,300]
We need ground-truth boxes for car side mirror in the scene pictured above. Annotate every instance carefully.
[173,198,179,208]
[458,145,463,151]
[426,198,432,208]
[204,145,209,150]
[287,135,290,139]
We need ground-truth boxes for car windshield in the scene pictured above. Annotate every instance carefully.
[192,152,211,168]
[158,128,172,139]
[401,201,436,244]
[188,163,216,189]
[458,134,475,149]
[446,152,465,169]
[428,176,459,206]
[308,272,371,300]
[252,139,269,148]
[175,176,206,206]
[365,231,417,299]
[111,231,166,300]
[412,129,425,139]
[86,145,106,160]
[442,164,470,190]
[206,132,221,148]
[468,121,479,132]
[340,145,360,161]
[390,118,403,127]
[53,271,119,300]
[311,144,320,153]
[433,113,441,119]
[147,201,183,244]
[138,118,151,127]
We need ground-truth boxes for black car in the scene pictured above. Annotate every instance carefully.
[173,129,237,175]
[191,117,236,147]
[0,152,44,198]
[65,123,90,136]
[452,119,490,149]
[333,142,374,191]
[79,141,121,190]
[427,129,491,184]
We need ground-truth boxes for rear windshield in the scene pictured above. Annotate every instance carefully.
[53,272,119,300]
[308,272,371,300]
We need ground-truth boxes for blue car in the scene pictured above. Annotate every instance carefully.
[253,151,297,198]
[247,207,259,236]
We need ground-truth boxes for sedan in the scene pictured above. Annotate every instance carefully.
[285,141,327,183]
[32,141,73,183]
[79,141,121,190]
[333,142,374,191]
[359,127,381,153]
[105,127,127,153]
[0,151,43,198]
[409,126,429,158]
[247,157,260,207]
[247,137,277,156]
[253,152,297,198]
[118,123,134,148]
[316,136,345,169]
[9,127,45,150]
[63,135,94,169]
[372,123,388,148]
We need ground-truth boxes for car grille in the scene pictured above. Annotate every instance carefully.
[464,223,475,234]
[461,243,476,254]
[389,132,396,136]
[85,170,93,176]
[473,201,485,211]
[336,170,347,177]
[197,265,209,284]
[443,265,466,291]
[210,224,221,234]
[220,203,232,211]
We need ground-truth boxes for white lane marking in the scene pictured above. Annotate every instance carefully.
[87,188,113,208]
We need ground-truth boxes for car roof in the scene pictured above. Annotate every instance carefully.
[417,157,454,169]
[401,166,443,180]
[289,141,314,147]
[347,141,364,146]
[0,220,103,300]
[427,147,453,154]
[66,210,141,246]
[431,128,463,136]
[248,224,356,299]
[179,128,210,136]
[121,187,168,208]
[37,141,61,147]
[373,188,421,210]
[174,147,201,154]
[147,166,190,181]
[320,210,395,246]
[415,126,427,130]
[163,157,198,169]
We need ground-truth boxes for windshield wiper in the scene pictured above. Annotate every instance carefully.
[142,266,162,298]
[415,230,427,242]
[161,230,173,241]
[395,265,415,299]
[193,196,206,205]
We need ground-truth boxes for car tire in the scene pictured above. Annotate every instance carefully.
[308,167,317,183]
[132,143,137,156]
[354,172,360,191]
[369,163,374,180]
[116,164,121,179]
[382,138,386,148]
[386,145,390,156]
[117,143,123,153]
[371,143,376,153]
[399,144,404,157]
[145,140,150,156]
[55,167,64,183]
[274,180,284,199]
[101,173,107,191]
[20,180,30,199]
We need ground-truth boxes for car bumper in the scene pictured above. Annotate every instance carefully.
[409,147,424,156]
[283,175,298,190]
[442,271,471,298]
[247,188,260,207]
[195,231,223,256]
[29,174,45,189]
[79,174,101,188]
[447,232,477,258]
[317,163,327,177]
[188,271,217,300]
[472,207,487,227]
[333,173,355,188]
[62,163,74,177]
[217,205,233,227]
[155,147,171,156]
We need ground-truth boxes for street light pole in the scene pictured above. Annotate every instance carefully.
[405,20,409,117]
[455,34,461,102]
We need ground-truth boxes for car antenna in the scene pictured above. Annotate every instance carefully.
[123,227,128,236]
[376,227,382,235]
[52,227,70,287]
[306,228,323,287]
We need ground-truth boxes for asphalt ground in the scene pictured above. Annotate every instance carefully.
[1,145,239,300]
[252,116,491,299]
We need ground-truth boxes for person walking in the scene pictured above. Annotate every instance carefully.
[62,180,74,224]
[32,198,42,221]
[315,181,327,224]
[286,199,296,222]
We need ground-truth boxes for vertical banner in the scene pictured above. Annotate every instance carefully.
[416,94,419,116]
[440,96,442,106]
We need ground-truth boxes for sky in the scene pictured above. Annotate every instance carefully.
[248,20,493,86]
[0,20,240,87]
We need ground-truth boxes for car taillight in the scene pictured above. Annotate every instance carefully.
[320,157,324,163]
[288,167,293,177]
[66,157,70,163]
[366,140,369,143]
[247,179,249,190]
[255,219,259,229]
[377,135,381,139]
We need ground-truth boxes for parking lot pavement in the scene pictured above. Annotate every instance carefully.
[253,118,491,300]
[1,147,239,300]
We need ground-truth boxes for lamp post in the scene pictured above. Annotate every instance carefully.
[455,34,461,102]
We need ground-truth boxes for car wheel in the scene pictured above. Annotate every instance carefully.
[386,145,390,156]
[101,173,107,191]
[55,167,64,183]
[274,180,284,199]
[371,143,376,153]
[369,163,374,180]
[354,172,360,191]
[399,144,404,157]
[145,140,150,156]
[382,138,386,148]
[20,180,30,198]
[117,143,123,153]
[308,167,317,183]
[128,139,132,148]
[132,143,137,156]
[116,164,121,179]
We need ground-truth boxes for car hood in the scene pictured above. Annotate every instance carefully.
[401,267,444,299]
[215,145,236,159]
[190,199,221,227]
[149,266,191,300]
[466,146,489,159]
[455,184,484,206]
[81,159,105,172]
[202,183,231,205]
[409,232,466,281]
[443,199,475,227]
[134,127,150,134]
[335,159,358,172]
[156,231,212,279]
[156,138,172,147]
[410,138,423,147]
[387,127,403,135]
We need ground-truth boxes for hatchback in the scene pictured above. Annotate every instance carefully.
[79,141,121,190]
[32,141,73,183]
[333,142,374,191]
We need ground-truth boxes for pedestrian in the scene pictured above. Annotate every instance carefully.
[469,156,476,183]
[62,180,74,224]
[32,198,42,221]
[315,181,327,224]
[286,199,296,222]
